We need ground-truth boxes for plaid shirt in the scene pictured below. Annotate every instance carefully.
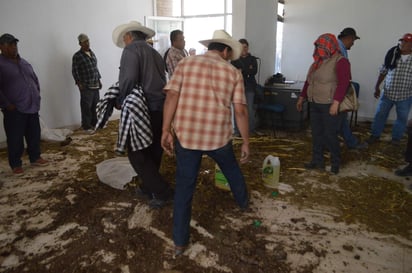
[166,46,188,77]
[380,54,412,101]
[117,86,152,153]
[164,51,246,150]
[72,49,101,88]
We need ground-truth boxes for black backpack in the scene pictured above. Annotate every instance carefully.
[163,48,170,72]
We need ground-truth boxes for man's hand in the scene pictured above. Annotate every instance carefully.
[374,87,381,99]
[329,100,340,116]
[239,142,249,164]
[296,96,304,112]
[161,130,175,156]
[6,104,16,111]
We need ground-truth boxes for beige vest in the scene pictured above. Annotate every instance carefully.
[307,54,342,104]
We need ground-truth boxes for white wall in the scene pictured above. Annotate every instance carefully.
[0,0,152,142]
[281,0,411,121]
[232,0,277,85]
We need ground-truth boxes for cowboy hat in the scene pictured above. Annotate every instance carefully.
[199,30,242,60]
[112,21,155,48]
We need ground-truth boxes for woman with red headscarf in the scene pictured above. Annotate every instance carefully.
[296,33,351,174]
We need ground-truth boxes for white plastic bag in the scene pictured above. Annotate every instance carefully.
[96,157,137,190]
[40,118,73,142]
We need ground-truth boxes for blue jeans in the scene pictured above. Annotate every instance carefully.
[341,112,358,148]
[173,140,249,246]
[2,109,41,169]
[309,102,341,168]
[371,95,412,141]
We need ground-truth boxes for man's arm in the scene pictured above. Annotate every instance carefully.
[161,89,180,155]
[117,48,139,108]
[374,73,386,99]
[233,102,249,163]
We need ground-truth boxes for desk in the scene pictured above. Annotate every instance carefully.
[258,82,308,130]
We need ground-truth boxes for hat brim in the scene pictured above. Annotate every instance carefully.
[199,38,242,60]
[112,22,155,48]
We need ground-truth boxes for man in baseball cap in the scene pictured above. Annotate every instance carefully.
[338,27,360,40]
[0,33,48,174]
[368,33,412,146]
[0,33,19,44]
[399,33,412,43]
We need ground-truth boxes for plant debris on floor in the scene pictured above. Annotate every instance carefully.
[0,120,411,273]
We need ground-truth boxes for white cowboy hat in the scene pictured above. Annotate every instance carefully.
[199,30,242,60]
[112,21,155,48]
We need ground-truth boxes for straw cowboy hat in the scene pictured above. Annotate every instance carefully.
[199,30,242,60]
[112,21,155,48]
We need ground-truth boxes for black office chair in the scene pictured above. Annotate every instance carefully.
[256,84,285,136]
[350,82,360,127]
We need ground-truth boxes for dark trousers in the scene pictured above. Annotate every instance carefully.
[309,102,342,168]
[173,140,249,246]
[406,120,412,163]
[80,88,99,130]
[127,111,170,199]
[2,110,41,169]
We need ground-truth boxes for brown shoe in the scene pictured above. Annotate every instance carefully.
[12,167,24,175]
[31,158,49,166]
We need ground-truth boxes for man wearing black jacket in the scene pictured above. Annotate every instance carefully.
[231,39,258,135]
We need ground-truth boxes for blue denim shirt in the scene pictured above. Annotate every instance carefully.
[338,39,348,59]
[0,54,41,113]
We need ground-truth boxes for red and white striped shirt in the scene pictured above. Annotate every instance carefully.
[164,51,246,150]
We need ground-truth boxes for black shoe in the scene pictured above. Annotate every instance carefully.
[395,164,412,177]
[331,166,339,174]
[348,142,368,150]
[391,139,401,146]
[366,135,379,144]
[304,162,325,170]
[148,196,173,209]
[136,186,152,200]
[148,189,174,209]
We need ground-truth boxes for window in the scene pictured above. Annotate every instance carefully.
[152,0,232,55]
[275,0,285,73]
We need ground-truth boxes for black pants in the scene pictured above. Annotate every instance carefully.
[406,120,412,163]
[80,88,99,130]
[309,102,342,168]
[127,111,171,200]
[2,110,41,169]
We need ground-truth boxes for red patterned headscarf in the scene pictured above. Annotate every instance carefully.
[311,33,340,70]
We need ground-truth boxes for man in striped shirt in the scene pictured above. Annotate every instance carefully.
[162,30,250,256]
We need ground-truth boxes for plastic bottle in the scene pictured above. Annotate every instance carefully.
[215,164,231,191]
[262,155,280,189]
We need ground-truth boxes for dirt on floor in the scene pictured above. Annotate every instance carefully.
[0,120,411,273]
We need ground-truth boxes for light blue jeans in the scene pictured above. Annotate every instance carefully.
[371,95,412,141]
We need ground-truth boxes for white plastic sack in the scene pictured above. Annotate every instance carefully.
[40,118,73,142]
[96,157,137,190]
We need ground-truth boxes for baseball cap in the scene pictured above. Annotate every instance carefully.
[78,33,89,43]
[399,33,412,43]
[0,33,19,44]
[339,28,360,40]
